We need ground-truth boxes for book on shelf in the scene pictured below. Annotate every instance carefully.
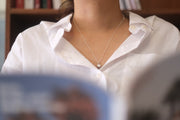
[129,0,137,10]
[119,0,141,10]
[40,0,52,9]
[47,0,53,9]
[16,0,53,9]
[125,0,132,10]
[41,0,47,8]
[119,0,126,10]
[16,0,24,8]
[52,0,62,9]
[24,0,34,9]
[34,0,41,9]
[135,0,142,10]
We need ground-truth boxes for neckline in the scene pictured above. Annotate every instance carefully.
[61,34,132,70]
[61,37,100,69]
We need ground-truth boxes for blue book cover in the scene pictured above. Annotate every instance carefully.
[0,75,113,120]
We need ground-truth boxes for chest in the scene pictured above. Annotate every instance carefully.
[63,29,131,69]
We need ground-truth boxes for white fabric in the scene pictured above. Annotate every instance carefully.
[1,12,180,96]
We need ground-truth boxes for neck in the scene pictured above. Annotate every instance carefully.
[73,0,124,32]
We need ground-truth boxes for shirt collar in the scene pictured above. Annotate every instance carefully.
[48,14,73,49]
[102,13,153,68]
[48,12,153,49]
[49,14,73,32]
[129,12,153,34]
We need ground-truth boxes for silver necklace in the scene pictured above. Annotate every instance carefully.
[73,16,125,69]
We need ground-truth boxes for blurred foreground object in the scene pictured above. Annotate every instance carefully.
[129,53,180,120]
[0,75,125,120]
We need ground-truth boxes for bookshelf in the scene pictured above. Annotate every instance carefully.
[5,0,180,57]
[135,0,180,29]
[6,0,60,57]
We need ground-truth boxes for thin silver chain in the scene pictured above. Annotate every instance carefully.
[73,16,125,68]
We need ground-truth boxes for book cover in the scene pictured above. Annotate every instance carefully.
[52,0,61,9]
[129,53,180,120]
[35,0,41,9]
[16,0,24,8]
[0,75,125,120]
[24,0,34,9]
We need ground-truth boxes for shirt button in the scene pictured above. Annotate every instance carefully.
[96,72,102,79]
[130,25,136,30]
[94,70,107,90]
[142,25,147,30]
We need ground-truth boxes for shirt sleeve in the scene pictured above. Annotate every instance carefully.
[1,33,24,74]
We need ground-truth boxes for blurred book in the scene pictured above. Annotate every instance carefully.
[120,0,141,10]
[16,0,24,8]
[41,0,47,8]
[0,75,125,120]
[24,0,34,9]
[119,0,125,10]
[128,53,180,120]
[129,0,137,10]
[34,0,41,9]
[52,0,61,9]
[134,0,141,10]
[39,0,53,9]
[47,0,53,9]
[125,0,132,10]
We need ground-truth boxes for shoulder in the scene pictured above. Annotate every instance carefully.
[129,12,179,33]
[146,15,180,41]
[146,15,179,36]
[20,21,55,39]
[145,15,180,53]
[129,12,180,53]
[129,12,179,35]
[17,14,73,45]
[11,21,56,52]
[8,21,57,55]
[129,12,180,40]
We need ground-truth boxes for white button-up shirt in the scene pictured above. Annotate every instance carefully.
[1,12,180,96]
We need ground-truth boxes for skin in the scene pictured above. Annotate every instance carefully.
[63,0,131,68]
